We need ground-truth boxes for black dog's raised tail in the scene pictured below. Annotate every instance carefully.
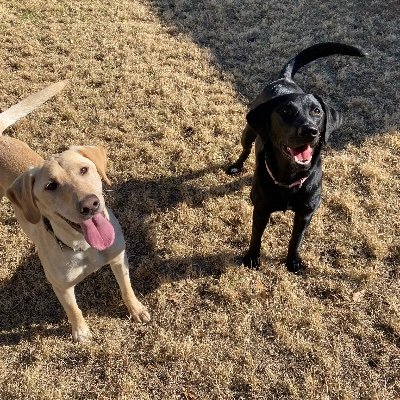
[280,42,367,80]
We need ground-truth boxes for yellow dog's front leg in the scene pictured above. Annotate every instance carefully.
[109,250,150,323]
[53,285,92,342]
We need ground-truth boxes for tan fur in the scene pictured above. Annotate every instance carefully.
[0,81,67,199]
[0,86,149,342]
[0,136,44,199]
[4,146,150,342]
[71,145,111,185]
[0,80,68,133]
[6,167,41,224]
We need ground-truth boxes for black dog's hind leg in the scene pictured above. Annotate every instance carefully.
[286,210,315,274]
[226,124,257,175]
[243,208,271,270]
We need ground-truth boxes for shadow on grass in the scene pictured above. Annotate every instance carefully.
[148,0,399,148]
[0,164,251,344]
[0,249,69,345]
[108,163,251,257]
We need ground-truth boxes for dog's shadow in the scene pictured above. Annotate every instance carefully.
[103,163,252,296]
[0,164,251,344]
[0,250,69,344]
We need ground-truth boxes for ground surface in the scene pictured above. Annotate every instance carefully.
[0,0,399,399]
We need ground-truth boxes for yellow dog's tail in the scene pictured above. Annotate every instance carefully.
[0,80,68,134]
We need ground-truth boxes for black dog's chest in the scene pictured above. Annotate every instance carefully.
[251,170,321,214]
[265,186,307,212]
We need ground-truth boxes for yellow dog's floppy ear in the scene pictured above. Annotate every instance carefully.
[70,145,111,185]
[6,169,41,224]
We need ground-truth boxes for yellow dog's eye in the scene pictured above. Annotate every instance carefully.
[80,166,88,175]
[45,181,58,191]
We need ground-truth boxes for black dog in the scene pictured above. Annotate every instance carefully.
[227,42,366,273]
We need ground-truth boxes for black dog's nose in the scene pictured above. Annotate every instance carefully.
[79,195,100,216]
[298,125,318,138]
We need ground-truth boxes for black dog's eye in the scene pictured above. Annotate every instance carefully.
[80,166,88,175]
[45,181,58,191]
[311,107,321,115]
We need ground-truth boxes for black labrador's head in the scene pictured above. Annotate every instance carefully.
[247,92,342,168]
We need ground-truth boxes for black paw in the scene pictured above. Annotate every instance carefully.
[242,253,260,270]
[285,257,306,274]
[226,163,244,175]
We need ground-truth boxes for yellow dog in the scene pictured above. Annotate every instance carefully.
[0,82,150,341]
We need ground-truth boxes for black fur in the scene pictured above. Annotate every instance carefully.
[227,42,366,273]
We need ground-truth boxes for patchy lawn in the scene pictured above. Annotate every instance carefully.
[0,0,399,398]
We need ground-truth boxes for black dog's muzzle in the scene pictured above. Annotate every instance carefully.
[298,125,319,139]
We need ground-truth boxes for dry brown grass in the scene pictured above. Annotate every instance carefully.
[0,0,399,399]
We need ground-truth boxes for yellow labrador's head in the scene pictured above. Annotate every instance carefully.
[7,145,115,250]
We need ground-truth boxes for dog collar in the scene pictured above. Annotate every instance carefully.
[43,217,74,251]
[265,158,309,189]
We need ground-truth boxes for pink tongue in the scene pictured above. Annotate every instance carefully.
[289,144,313,161]
[80,213,115,250]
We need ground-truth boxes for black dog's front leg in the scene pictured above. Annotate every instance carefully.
[243,208,271,270]
[226,124,257,175]
[286,210,315,273]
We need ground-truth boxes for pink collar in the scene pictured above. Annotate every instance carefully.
[265,158,309,189]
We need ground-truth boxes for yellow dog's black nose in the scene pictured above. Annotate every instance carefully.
[79,195,100,216]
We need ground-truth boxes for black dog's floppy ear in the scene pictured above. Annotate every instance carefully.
[246,102,273,135]
[315,95,342,143]
[246,93,305,136]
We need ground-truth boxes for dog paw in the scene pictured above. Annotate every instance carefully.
[226,164,243,175]
[285,257,306,274]
[242,253,260,270]
[72,325,92,342]
[129,303,151,323]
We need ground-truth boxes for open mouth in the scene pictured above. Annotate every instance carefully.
[284,144,313,165]
[58,213,82,232]
[57,211,115,251]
